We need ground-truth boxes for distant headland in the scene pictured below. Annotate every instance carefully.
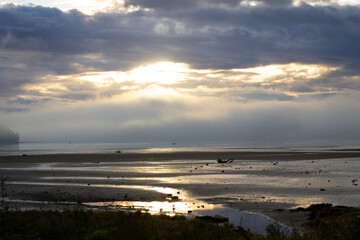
[0,124,19,144]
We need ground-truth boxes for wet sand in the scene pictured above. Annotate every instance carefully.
[1,151,359,231]
[1,151,360,163]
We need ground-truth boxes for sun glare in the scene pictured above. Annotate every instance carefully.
[129,62,188,84]
[21,62,340,102]
[79,62,189,86]
[68,62,339,88]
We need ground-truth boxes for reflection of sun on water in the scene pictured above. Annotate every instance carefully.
[86,185,215,216]
[87,200,215,216]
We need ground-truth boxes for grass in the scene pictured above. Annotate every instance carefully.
[0,204,359,240]
[0,210,246,240]
[300,204,360,240]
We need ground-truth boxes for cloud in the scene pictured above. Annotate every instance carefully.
[1,4,359,73]
[124,0,197,10]
[0,3,359,143]
[124,0,294,11]
[2,93,359,143]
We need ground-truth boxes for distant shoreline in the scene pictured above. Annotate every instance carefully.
[0,139,19,145]
[1,150,360,163]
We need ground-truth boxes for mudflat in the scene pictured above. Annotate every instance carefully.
[1,151,359,230]
[1,151,360,163]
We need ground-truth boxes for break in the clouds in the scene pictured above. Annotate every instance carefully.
[0,1,359,143]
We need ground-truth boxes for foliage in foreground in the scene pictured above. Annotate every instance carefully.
[0,210,243,240]
[0,204,359,240]
[300,204,360,240]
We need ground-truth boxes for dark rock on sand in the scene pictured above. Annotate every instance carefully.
[196,215,229,224]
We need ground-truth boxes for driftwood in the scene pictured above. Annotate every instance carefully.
[217,158,234,164]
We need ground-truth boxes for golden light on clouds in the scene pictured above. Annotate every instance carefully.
[132,85,181,99]
[78,62,189,86]
[78,62,338,87]
[232,63,339,83]
[20,61,341,105]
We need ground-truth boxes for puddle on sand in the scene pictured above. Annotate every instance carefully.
[7,181,184,195]
[193,207,291,236]
[85,200,207,215]
[84,200,291,235]
[6,181,292,235]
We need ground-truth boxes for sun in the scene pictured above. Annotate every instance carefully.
[128,62,189,84]
[77,62,189,86]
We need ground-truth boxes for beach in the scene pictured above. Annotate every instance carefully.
[1,150,359,232]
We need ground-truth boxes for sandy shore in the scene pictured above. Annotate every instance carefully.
[1,151,359,230]
[1,151,360,163]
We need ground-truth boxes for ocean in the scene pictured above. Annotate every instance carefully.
[0,140,358,156]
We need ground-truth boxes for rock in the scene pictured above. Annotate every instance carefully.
[196,215,229,223]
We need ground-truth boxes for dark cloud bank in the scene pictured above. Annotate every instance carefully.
[1,2,359,85]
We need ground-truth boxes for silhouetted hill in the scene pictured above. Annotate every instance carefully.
[0,124,19,144]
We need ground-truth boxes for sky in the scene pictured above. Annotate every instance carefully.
[0,0,359,144]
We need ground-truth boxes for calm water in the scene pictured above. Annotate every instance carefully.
[0,141,358,156]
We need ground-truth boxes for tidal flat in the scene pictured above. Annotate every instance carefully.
[0,150,359,235]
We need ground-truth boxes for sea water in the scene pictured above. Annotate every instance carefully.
[0,140,358,156]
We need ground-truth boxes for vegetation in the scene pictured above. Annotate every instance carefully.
[0,204,358,240]
[0,210,244,240]
[0,174,9,211]
[298,204,360,240]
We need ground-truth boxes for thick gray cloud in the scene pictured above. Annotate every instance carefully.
[124,0,293,10]
[0,3,359,70]
[124,0,197,10]
[0,3,359,101]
